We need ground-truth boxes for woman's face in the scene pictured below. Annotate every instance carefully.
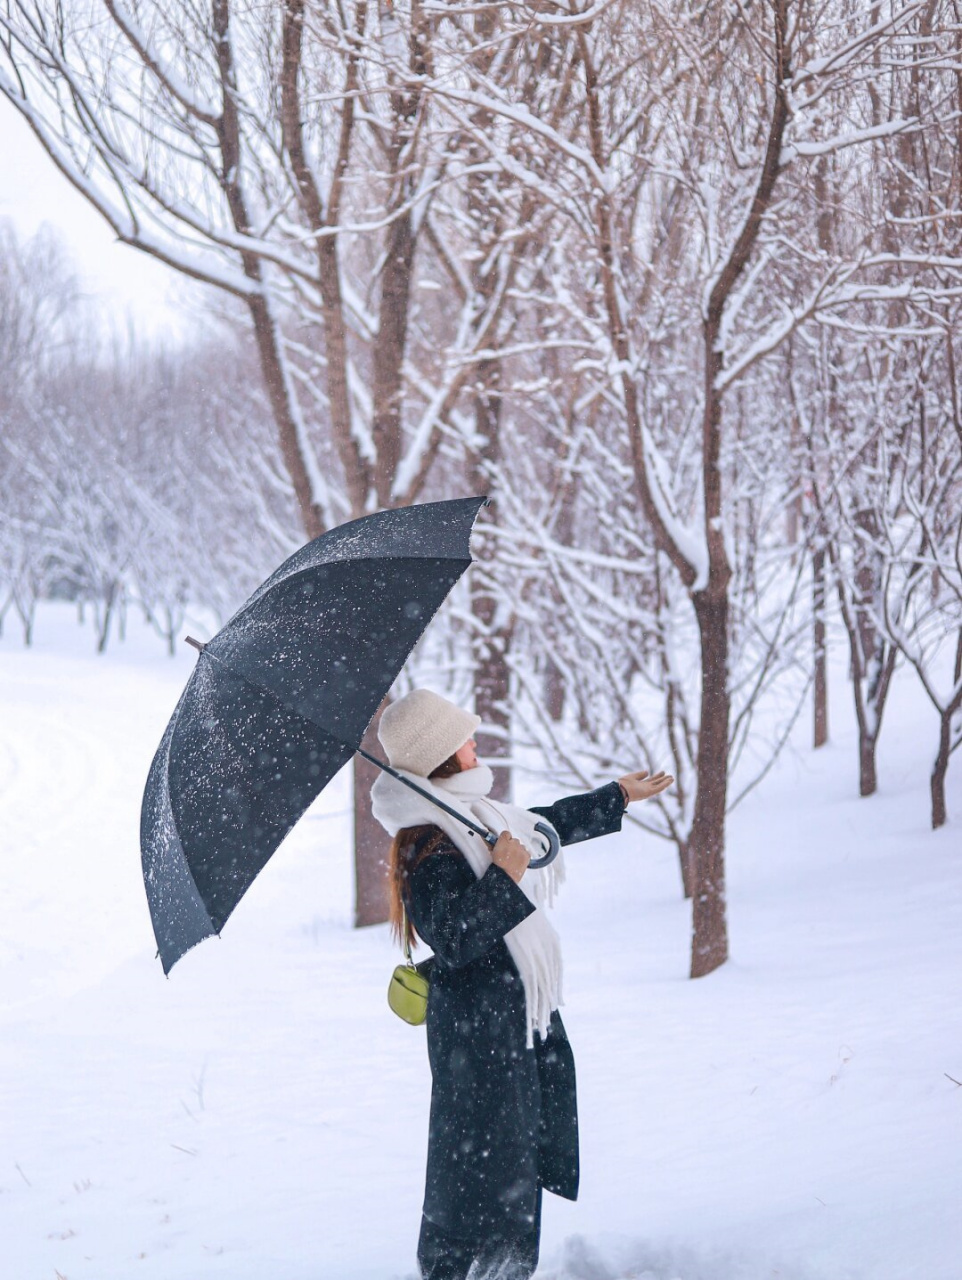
[454,738,478,770]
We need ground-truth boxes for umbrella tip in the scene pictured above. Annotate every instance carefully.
[184,636,207,654]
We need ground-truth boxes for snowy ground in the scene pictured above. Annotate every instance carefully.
[1,605,960,1280]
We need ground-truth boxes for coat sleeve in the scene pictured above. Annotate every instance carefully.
[407,841,535,970]
[529,780,626,846]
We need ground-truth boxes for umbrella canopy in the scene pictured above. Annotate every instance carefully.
[141,496,487,972]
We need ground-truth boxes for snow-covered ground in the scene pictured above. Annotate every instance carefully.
[1,605,960,1280]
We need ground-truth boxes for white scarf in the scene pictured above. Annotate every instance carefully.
[371,764,565,1046]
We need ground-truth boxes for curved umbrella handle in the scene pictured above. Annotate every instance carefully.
[482,820,561,870]
[530,822,561,869]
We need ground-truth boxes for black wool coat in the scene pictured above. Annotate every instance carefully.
[403,782,625,1240]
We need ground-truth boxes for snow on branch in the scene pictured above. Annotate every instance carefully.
[781,116,921,165]
[0,76,260,298]
[791,1,926,93]
[640,424,709,591]
[103,0,219,127]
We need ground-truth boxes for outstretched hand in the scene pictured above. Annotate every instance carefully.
[618,769,674,805]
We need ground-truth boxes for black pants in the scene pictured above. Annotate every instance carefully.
[417,1188,542,1280]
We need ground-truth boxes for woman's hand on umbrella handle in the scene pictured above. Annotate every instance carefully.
[618,770,674,805]
[491,831,530,883]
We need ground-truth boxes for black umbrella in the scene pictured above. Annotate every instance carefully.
[141,496,558,973]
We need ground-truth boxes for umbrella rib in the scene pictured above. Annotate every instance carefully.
[224,552,471,632]
[194,648,381,749]
[150,716,219,970]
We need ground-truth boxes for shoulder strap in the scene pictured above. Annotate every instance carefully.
[401,905,415,966]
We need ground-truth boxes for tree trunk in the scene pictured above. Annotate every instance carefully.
[689,0,787,975]
[212,0,324,541]
[689,590,731,978]
[472,581,512,802]
[930,715,950,829]
[859,645,897,797]
[813,546,829,747]
[812,152,833,754]
[930,636,962,829]
[462,7,514,800]
[353,701,391,927]
[370,215,416,506]
[678,837,694,902]
[97,582,117,654]
[471,412,512,802]
[829,530,897,800]
[16,591,35,647]
[544,659,565,723]
[859,732,878,798]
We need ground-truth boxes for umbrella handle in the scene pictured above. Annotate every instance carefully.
[483,821,560,870]
[529,822,561,870]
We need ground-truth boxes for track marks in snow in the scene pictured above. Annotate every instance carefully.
[541,1234,826,1280]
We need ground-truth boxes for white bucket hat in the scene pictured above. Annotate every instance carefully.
[378,689,481,777]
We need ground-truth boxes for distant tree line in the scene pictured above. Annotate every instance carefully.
[0,221,296,653]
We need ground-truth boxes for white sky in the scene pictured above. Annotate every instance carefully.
[0,97,189,338]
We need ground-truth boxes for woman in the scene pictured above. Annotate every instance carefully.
[371,688,672,1280]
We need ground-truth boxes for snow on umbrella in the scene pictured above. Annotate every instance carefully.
[141,496,495,973]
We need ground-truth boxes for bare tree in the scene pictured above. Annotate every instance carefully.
[877,324,962,827]
[791,0,962,798]
[423,0,960,974]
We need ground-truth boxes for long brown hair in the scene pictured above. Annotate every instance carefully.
[388,752,462,950]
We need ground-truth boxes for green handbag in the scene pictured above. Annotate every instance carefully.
[388,909,434,1025]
